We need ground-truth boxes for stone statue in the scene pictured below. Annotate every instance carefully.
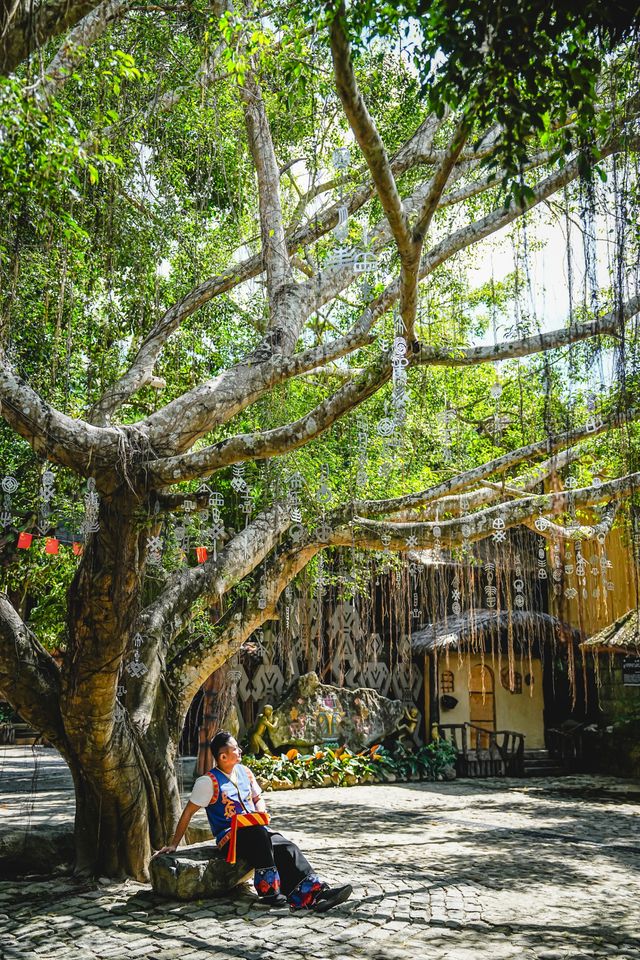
[396,705,420,744]
[256,672,406,753]
[246,704,278,756]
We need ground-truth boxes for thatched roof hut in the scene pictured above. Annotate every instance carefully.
[581,609,640,655]
[411,608,580,654]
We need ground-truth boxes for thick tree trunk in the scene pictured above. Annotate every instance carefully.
[65,726,182,880]
[55,489,182,879]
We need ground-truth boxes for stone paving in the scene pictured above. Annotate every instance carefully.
[1,745,639,960]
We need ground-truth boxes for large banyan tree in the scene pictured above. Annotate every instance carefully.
[2,1,640,877]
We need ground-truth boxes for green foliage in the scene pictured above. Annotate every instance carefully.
[0,702,19,724]
[247,739,458,788]
[316,0,640,191]
[1,0,638,648]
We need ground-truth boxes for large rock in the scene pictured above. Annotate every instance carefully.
[263,672,406,753]
[0,826,74,878]
[149,842,252,900]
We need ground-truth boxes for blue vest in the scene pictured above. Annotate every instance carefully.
[205,765,259,844]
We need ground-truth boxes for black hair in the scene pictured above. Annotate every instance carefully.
[210,730,234,761]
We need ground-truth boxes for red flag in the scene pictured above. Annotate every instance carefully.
[196,546,208,564]
[45,538,59,555]
[72,542,83,556]
[17,532,33,549]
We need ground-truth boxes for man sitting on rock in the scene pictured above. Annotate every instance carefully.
[155,731,352,912]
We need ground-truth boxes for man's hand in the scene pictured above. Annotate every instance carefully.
[152,844,177,858]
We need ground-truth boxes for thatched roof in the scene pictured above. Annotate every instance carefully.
[581,609,640,654]
[412,609,580,654]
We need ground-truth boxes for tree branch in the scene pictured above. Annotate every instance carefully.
[0,348,128,478]
[419,134,638,280]
[169,540,319,723]
[346,410,634,520]
[148,359,391,484]
[1,0,104,76]
[35,0,131,100]
[416,296,639,367]
[170,468,637,722]
[0,593,65,744]
[131,504,290,726]
[523,500,620,542]
[87,115,440,425]
[329,10,412,260]
[341,474,640,550]
[412,116,471,244]
[389,442,587,521]
[145,285,639,471]
[239,70,294,323]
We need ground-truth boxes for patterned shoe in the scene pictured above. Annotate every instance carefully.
[310,884,353,913]
[257,893,289,907]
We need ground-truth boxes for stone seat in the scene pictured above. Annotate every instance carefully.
[150,841,252,900]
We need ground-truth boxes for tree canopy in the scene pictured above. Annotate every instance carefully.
[1,0,640,878]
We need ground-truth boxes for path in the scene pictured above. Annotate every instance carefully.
[1,746,639,960]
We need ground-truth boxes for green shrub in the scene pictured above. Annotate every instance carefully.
[247,739,457,790]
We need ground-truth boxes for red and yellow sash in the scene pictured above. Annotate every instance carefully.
[224,811,270,864]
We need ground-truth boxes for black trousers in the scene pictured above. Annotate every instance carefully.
[234,826,314,896]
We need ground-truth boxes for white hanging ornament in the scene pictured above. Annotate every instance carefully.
[125,650,148,678]
[147,535,163,565]
[37,469,55,534]
[332,146,351,170]
[81,478,100,537]
[315,463,332,505]
[231,464,247,493]
[208,491,225,560]
[492,516,507,543]
[376,417,395,438]
[1,475,17,529]
[334,205,349,242]
[484,561,497,609]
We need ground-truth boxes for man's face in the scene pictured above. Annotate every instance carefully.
[219,737,242,768]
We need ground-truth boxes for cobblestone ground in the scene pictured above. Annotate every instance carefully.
[1,746,639,960]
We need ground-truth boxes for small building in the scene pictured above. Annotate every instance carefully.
[412,609,582,775]
[580,609,640,778]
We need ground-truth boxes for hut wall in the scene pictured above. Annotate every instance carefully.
[435,652,545,748]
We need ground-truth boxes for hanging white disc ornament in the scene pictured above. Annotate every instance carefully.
[492,517,507,543]
[376,417,395,437]
[332,146,351,169]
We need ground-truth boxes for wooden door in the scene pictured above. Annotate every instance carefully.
[469,664,496,749]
